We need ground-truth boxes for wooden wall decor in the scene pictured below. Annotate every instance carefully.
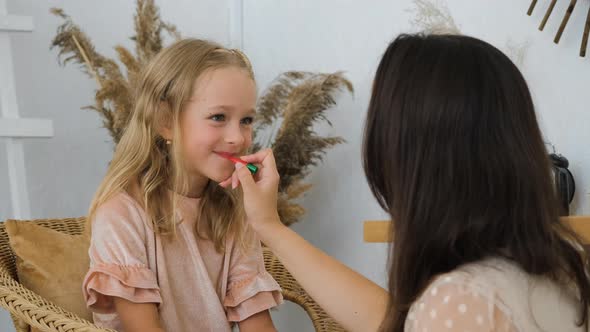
[527,0,590,57]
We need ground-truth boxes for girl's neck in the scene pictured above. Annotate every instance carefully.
[184,173,209,199]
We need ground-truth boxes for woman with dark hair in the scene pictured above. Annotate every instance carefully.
[225,34,590,332]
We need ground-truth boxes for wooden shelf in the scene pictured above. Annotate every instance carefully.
[364,216,590,244]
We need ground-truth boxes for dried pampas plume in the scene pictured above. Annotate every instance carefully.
[50,0,180,143]
[409,0,461,35]
[408,0,530,67]
[255,71,353,226]
[50,0,351,226]
[505,39,530,67]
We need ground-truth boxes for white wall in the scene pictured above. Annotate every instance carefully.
[1,0,590,331]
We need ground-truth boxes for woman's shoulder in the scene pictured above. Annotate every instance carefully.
[415,257,583,332]
[427,257,545,300]
[409,259,519,332]
[422,259,509,305]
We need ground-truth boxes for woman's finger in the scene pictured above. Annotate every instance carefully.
[219,176,232,188]
[240,149,273,165]
[231,169,240,189]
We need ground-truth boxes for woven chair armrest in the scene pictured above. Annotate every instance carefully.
[262,248,346,332]
[0,268,114,332]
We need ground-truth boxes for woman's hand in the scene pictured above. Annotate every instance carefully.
[219,149,283,235]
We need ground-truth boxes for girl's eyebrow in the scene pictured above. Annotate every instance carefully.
[208,105,256,115]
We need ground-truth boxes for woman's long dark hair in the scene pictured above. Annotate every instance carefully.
[363,34,590,331]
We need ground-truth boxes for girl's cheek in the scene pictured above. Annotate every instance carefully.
[183,128,216,150]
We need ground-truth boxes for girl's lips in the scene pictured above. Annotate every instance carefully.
[215,151,236,158]
[214,151,259,174]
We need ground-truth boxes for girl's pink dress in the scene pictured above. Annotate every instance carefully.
[83,191,283,331]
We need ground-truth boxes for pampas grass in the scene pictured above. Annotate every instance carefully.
[505,39,530,67]
[408,0,531,68]
[255,71,353,225]
[49,0,180,142]
[408,0,460,35]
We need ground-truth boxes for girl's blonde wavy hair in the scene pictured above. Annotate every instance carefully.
[88,38,254,251]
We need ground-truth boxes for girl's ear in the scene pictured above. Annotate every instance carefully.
[157,101,173,140]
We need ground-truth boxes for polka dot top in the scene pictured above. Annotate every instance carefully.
[404,257,586,332]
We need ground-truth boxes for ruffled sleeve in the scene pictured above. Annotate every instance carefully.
[82,193,162,314]
[224,229,283,322]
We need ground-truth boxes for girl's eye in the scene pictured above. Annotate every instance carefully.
[210,114,225,122]
[241,117,254,125]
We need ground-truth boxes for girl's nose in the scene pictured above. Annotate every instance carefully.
[224,124,245,146]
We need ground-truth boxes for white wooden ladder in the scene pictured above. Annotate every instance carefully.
[0,0,53,219]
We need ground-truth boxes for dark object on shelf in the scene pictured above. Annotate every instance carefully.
[550,153,575,215]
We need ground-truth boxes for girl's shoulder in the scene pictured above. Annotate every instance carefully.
[92,191,149,235]
[95,191,144,217]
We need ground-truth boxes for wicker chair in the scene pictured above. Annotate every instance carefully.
[0,218,345,332]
